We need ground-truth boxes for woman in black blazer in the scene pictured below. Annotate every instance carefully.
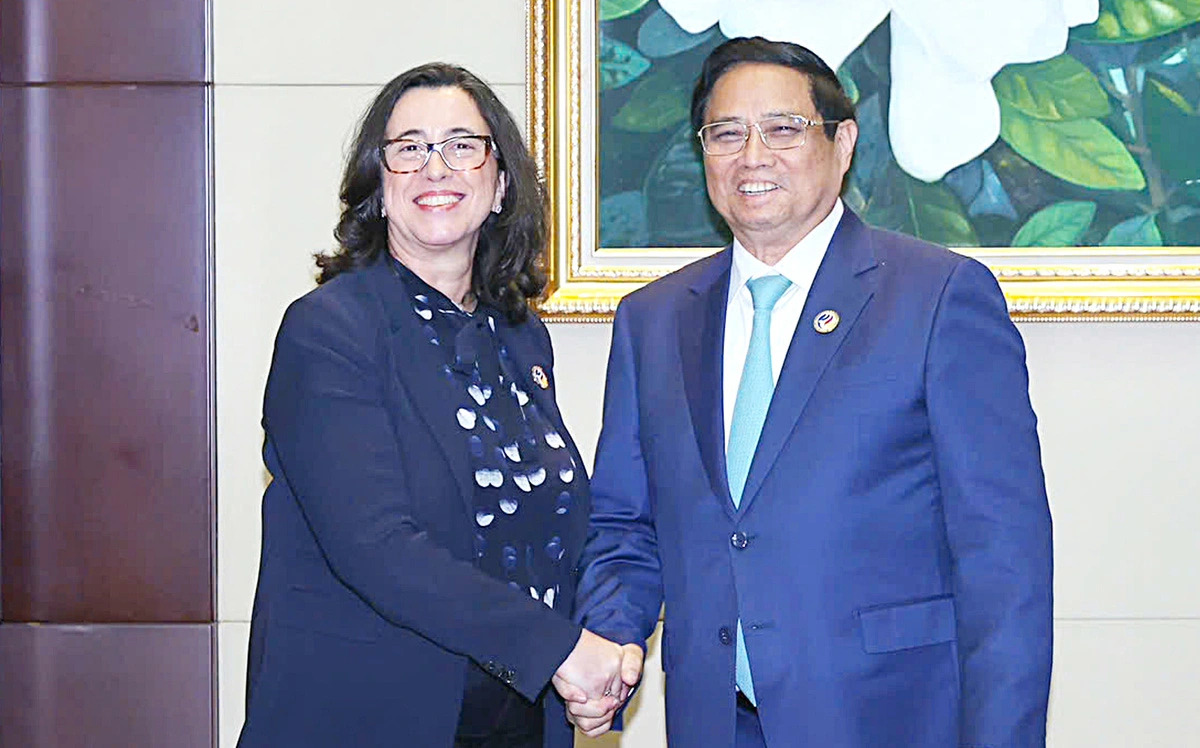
[238,63,639,748]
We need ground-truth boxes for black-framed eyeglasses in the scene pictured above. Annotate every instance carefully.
[381,134,496,174]
[697,115,840,156]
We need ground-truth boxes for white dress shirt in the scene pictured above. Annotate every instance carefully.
[723,199,844,451]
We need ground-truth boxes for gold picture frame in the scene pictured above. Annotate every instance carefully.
[526,1,1200,321]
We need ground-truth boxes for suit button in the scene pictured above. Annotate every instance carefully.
[731,531,749,549]
[484,661,498,674]
[719,627,733,645]
[503,669,516,684]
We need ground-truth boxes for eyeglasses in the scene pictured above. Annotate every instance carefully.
[381,134,495,174]
[697,115,839,156]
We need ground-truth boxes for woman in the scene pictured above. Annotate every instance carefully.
[238,64,633,748]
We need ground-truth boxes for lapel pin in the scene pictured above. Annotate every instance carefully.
[530,365,550,389]
[813,309,840,334]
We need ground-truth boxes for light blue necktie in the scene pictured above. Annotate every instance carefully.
[727,273,791,706]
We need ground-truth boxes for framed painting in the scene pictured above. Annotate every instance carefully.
[527,0,1200,321]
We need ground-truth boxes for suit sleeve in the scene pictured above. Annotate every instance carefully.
[263,296,581,701]
[925,258,1054,746]
[574,300,665,650]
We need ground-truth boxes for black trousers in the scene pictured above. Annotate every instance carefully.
[454,663,543,747]
[735,691,767,747]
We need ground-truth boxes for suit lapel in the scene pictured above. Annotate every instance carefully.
[678,250,735,518]
[737,210,880,513]
[364,257,475,516]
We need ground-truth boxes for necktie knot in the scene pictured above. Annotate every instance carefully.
[747,274,791,312]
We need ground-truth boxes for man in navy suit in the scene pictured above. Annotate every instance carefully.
[571,37,1054,746]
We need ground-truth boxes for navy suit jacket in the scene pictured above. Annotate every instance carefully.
[238,256,588,747]
[576,209,1053,747]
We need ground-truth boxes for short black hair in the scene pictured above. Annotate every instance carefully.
[691,36,856,140]
[316,63,547,324]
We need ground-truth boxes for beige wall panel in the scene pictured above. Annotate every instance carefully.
[1021,323,1200,620]
[213,0,528,85]
[546,323,612,469]
[218,621,251,748]
[1048,619,1200,746]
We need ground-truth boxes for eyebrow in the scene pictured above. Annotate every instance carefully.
[390,125,481,140]
[707,110,806,123]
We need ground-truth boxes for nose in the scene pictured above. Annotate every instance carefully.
[423,147,452,177]
[739,127,774,167]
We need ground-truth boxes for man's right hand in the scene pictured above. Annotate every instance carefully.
[552,629,623,707]
[553,632,645,738]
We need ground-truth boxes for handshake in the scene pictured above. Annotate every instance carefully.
[552,629,645,737]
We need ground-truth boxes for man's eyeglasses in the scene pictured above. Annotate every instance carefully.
[381,134,496,174]
[697,115,840,156]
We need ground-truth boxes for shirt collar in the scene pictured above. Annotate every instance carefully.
[729,198,844,296]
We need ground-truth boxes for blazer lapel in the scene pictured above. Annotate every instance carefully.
[364,257,475,516]
[738,210,879,513]
[678,250,735,518]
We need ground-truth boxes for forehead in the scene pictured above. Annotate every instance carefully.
[706,63,815,122]
[385,86,490,138]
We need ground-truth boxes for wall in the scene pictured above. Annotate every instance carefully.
[213,2,1200,746]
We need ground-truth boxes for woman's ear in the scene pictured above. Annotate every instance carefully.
[492,171,507,214]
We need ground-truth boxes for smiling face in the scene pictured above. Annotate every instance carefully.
[702,62,857,263]
[380,86,506,268]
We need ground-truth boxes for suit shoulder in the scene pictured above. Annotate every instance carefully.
[865,223,972,273]
[859,223,998,301]
[616,250,728,316]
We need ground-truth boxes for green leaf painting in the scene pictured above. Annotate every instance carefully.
[999,113,1145,189]
[993,55,1110,120]
[864,167,980,247]
[1144,77,1200,183]
[600,0,652,22]
[598,2,1200,249]
[614,68,691,133]
[1013,201,1098,246]
[600,35,651,91]
[1074,0,1200,42]
[1102,213,1164,244]
[638,9,715,58]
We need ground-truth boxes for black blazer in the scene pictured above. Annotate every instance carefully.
[238,256,589,747]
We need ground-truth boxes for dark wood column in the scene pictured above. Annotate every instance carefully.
[0,1,214,745]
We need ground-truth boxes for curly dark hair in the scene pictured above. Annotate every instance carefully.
[691,36,856,141]
[316,63,548,324]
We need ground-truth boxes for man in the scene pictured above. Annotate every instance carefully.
[571,37,1053,747]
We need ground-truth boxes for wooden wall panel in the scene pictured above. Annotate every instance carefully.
[0,1,215,744]
[0,84,213,623]
[0,0,207,83]
[0,624,215,747]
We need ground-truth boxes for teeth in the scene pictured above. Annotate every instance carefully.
[739,182,778,195]
[416,194,461,207]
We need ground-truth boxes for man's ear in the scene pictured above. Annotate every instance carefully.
[834,119,859,175]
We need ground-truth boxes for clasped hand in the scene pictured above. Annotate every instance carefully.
[552,629,644,737]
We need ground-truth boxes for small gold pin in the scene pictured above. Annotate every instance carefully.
[813,309,840,334]
[530,365,550,389]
